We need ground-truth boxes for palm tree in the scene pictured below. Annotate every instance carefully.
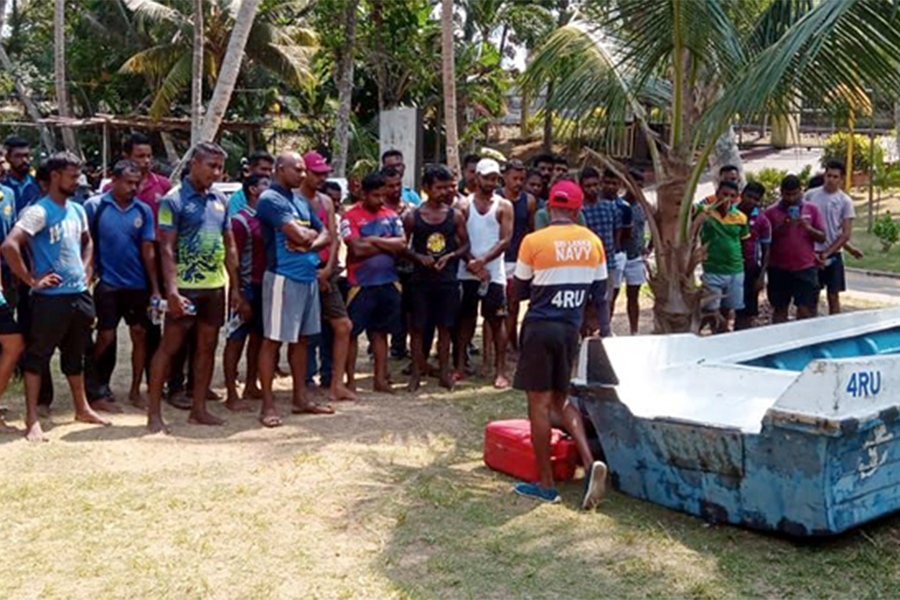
[524,0,900,333]
[54,0,78,152]
[190,0,203,144]
[331,0,359,178]
[120,0,316,119]
[441,0,459,175]
[198,0,261,142]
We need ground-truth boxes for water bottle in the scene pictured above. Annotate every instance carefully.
[226,312,244,336]
[478,279,490,297]
[148,297,167,326]
[184,301,197,316]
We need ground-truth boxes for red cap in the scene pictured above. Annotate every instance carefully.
[547,180,584,210]
[302,151,332,174]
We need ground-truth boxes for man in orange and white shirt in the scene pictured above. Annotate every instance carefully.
[511,180,610,508]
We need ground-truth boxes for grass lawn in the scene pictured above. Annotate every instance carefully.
[845,191,900,273]
[3,298,900,599]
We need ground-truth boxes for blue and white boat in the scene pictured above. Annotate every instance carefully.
[573,308,900,536]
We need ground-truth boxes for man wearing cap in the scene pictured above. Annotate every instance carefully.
[299,151,356,402]
[512,180,610,507]
[455,158,513,389]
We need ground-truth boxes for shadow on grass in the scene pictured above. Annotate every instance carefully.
[336,388,900,599]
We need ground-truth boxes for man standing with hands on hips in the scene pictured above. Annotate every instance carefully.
[511,180,610,507]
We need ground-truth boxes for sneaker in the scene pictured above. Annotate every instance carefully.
[582,461,608,510]
[514,482,561,503]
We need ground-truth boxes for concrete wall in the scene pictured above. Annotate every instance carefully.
[379,107,422,191]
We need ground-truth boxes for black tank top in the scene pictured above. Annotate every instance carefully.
[505,191,529,263]
[411,207,458,284]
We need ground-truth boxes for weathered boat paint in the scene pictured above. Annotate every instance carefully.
[572,307,900,535]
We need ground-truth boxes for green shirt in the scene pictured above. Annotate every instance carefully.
[700,205,749,275]
[535,207,587,230]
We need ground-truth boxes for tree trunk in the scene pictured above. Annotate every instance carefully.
[190,0,204,146]
[331,0,359,178]
[441,0,459,175]
[160,131,180,166]
[894,101,900,165]
[542,79,554,151]
[197,0,261,143]
[372,0,385,112]
[54,0,77,153]
[0,0,52,152]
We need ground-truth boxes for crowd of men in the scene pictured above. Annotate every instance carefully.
[0,131,865,507]
[697,160,862,333]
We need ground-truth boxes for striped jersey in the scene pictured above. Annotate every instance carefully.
[514,223,608,327]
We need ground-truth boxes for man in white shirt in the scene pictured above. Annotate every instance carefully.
[803,159,863,315]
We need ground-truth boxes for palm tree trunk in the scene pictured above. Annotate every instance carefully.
[190,0,204,146]
[0,0,52,152]
[331,0,359,178]
[54,0,77,153]
[542,79,554,151]
[198,0,261,143]
[441,0,459,175]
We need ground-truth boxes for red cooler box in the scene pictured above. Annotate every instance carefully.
[483,419,579,483]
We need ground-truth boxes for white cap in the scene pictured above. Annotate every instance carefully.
[475,158,501,176]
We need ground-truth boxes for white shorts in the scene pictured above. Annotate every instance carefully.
[611,252,627,289]
[623,257,647,286]
[262,271,321,343]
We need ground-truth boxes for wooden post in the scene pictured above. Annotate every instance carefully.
[846,109,854,191]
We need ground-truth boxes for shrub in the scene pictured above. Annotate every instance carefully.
[745,165,812,206]
[873,211,900,252]
[821,132,884,174]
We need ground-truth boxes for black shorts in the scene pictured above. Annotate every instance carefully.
[227,284,264,341]
[819,253,846,295]
[25,292,95,376]
[320,272,348,320]
[513,320,580,393]
[94,282,151,331]
[737,267,762,318]
[409,281,461,330]
[168,288,226,328]
[460,280,507,320]
[347,283,402,337]
[0,303,21,335]
[767,267,819,310]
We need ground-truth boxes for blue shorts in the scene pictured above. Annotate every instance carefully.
[701,272,745,311]
[227,284,263,341]
[262,272,321,343]
[347,283,402,338]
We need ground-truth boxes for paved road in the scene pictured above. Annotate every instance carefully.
[846,270,900,303]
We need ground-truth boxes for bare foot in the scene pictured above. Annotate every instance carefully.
[439,372,455,391]
[205,389,222,401]
[75,408,112,426]
[329,384,357,402]
[225,397,254,413]
[347,380,357,392]
[91,398,123,414]
[243,386,263,400]
[259,408,283,428]
[373,380,394,394]
[130,392,148,410]
[188,410,226,426]
[407,376,421,393]
[25,421,47,442]
[493,375,510,390]
[147,414,171,434]
[291,401,335,415]
[275,366,290,378]
[0,419,19,434]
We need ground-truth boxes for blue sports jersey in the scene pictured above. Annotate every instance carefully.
[0,185,15,306]
[228,188,248,216]
[1,173,40,212]
[158,179,230,290]
[16,196,89,295]
[85,193,155,289]
[256,185,323,283]
[402,186,421,207]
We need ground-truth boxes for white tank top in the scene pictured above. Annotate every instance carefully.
[459,194,506,284]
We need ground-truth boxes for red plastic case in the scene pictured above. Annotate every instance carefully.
[483,419,579,483]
